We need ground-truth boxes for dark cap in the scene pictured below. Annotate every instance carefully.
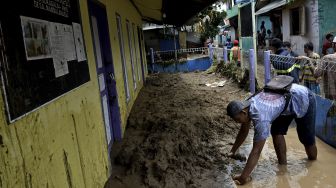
[227,100,251,118]
[270,38,283,49]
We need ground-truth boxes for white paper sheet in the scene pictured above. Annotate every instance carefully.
[49,22,69,77]
[63,25,76,61]
[53,58,69,78]
[20,16,52,60]
[72,23,86,62]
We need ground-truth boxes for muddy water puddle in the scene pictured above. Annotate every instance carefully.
[222,127,336,188]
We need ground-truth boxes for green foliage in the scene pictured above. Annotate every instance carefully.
[184,1,227,42]
[217,62,241,82]
[199,11,226,42]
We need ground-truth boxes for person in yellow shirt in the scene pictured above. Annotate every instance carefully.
[230,40,241,67]
[300,42,321,94]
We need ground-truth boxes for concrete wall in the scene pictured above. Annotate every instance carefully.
[282,0,319,55]
[0,0,147,187]
[318,0,336,54]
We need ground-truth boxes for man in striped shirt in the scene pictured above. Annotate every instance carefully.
[300,42,321,94]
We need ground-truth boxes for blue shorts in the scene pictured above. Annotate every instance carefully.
[271,91,316,146]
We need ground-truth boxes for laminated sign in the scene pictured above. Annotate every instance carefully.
[0,0,90,122]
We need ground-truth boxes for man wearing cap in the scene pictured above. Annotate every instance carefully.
[270,38,301,83]
[226,75,317,185]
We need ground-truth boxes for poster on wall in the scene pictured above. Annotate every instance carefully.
[0,0,90,122]
[49,22,73,77]
[21,16,52,60]
[73,22,87,62]
[63,25,77,61]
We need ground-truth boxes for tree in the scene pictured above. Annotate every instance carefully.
[199,10,226,42]
[191,1,227,42]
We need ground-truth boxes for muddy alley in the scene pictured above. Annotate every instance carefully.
[105,72,336,188]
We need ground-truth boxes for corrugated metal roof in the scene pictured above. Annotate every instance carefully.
[132,0,218,26]
[255,0,287,15]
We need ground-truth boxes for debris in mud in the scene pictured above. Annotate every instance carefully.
[105,73,247,188]
[205,80,227,87]
[216,62,260,92]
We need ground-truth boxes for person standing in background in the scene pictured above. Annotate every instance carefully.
[260,21,266,47]
[300,42,321,95]
[230,40,241,67]
[283,41,299,57]
[315,37,336,100]
[322,33,334,56]
[226,37,233,49]
[257,30,262,48]
[270,38,301,83]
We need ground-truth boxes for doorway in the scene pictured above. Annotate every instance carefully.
[137,26,146,84]
[88,0,122,150]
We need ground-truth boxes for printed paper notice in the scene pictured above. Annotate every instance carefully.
[21,16,52,60]
[53,58,69,78]
[63,25,76,61]
[49,23,69,77]
[73,23,86,62]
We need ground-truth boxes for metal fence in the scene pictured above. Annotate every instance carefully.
[150,46,258,93]
[211,47,250,68]
[212,47,224,62]
[211,47,256,93]
[264,52,336,101]
[153,47,208,63]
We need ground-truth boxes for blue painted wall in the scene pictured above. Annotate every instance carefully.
[149,57,211,73]
[315,96,336,148]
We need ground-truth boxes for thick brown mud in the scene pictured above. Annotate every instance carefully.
[236,128,336,188]
[105,72,336,188]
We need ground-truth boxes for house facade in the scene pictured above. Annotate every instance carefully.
[256,0,336,55]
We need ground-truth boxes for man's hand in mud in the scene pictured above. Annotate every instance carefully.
[227,152,247,161]
[233,175,252,185]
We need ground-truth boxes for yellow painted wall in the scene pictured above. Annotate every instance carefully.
[0,0,147,187]
[102,0,148,134]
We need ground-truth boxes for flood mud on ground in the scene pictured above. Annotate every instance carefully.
[105,72,336,188]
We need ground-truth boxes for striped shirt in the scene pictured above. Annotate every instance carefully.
[302,52,320,83]
[249,84,310,142]
[316,54,336,100]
